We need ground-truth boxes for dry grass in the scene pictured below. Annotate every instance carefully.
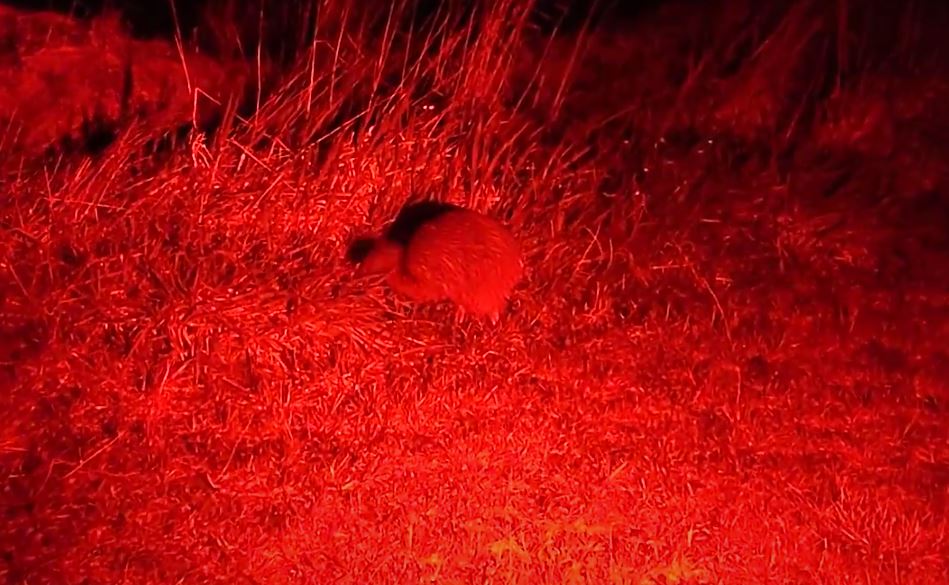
[1,0,948,583]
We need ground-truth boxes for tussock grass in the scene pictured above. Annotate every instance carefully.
[1,0,947,583]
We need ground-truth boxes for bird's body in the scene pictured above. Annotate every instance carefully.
[359,207,523,321]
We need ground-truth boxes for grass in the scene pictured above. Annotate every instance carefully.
[1,0,948,583]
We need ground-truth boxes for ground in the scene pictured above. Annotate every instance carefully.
[1,0,948,584]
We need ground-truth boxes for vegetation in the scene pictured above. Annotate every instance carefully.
[1,0,947,582]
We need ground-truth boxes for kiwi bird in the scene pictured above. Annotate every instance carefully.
[358,207,523,322]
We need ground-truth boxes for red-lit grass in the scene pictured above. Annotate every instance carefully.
[1,0,947,583]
